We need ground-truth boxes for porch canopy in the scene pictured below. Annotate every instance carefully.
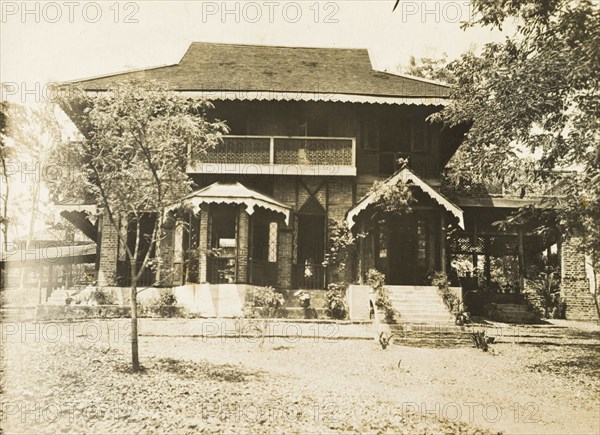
[1,243,96,266]
[346,168,465,229]
[172,181,291,224]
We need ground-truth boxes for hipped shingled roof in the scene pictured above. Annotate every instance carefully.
[63,42,450,104]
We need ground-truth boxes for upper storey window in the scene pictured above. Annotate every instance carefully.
[411,119,439,152]
[361,116,380,151]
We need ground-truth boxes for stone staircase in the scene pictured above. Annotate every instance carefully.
[387,286,454,324]
[45,289,72,305]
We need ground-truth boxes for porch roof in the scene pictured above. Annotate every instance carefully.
[346,168,465,229]
[173,182,291,225]
[1,243,96,265]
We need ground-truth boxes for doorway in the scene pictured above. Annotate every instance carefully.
[295,213,326,289]
[207,205,238,283]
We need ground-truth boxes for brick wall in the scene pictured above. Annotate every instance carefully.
[328,177,354,222]
[97,214,119,287]
[560,238,598,321]
[272,177,296,208]
[198,205,209,283]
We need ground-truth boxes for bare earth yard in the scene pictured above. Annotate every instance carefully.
[1,320,599,434]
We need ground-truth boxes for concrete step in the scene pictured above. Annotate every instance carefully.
[279,307,327,320]
[386,285,454,324]
[396,314,454,323]
[46,290,72,305]
[389,297,446,304]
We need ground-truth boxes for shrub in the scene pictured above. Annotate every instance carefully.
[144,289,182,318]
[366,269,398,323]
[429,271,470,325]
[92,288,116,305]
[325,282,348,320]
[323,219,364,274]
[524,266,562,318]
[244,286,285,318]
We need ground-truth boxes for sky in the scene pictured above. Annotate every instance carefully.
[0,0,512,241]
[0,0,511,103]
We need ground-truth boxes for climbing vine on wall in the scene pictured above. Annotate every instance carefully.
[323,218,365,272]
[369,178,415,215]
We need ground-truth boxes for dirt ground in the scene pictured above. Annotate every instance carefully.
[1,320,599,434]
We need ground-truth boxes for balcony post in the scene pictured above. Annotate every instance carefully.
[269,137,275,164]
[351,138,356,168]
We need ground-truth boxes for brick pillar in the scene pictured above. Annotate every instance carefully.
[98,214,119,287]
[198,205,209,283]
[278,229,293,289]
[158,225,175,287]
[561,237,597,321]
[236,207,249,283]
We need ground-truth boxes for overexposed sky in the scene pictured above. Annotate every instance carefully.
[1,0,510,102]
[0,0,513,240]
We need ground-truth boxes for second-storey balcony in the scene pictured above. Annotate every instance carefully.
[188,135,356,176]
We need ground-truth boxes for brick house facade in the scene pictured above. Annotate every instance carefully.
[59,42,597,321]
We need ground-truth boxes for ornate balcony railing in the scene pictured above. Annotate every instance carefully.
[189,135,356,176]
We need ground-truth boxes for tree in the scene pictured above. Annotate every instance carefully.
[405,53,457,85]
[425,0,599,318]
[5,104,62,256]
[0,101,9,252]
[51,81,226,371]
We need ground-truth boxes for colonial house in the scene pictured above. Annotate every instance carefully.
[55,42,597,322]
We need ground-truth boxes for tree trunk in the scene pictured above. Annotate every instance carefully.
[19,176,40,290]
[130,269,140,372]
[1,158,8,252]
[592,268,600,323]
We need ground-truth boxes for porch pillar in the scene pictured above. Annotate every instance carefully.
[518,228,525,293]
[198,205,209,283]
[277,228,293,289]
[358,218,366,284]
[157,219,175,287]
[472,220,478,269]
[439,213,446,274]
[47,265,54,300]
[484,237,491,286]
[97,214,119,287]
[236,207,250,283]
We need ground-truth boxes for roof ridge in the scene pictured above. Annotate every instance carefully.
[375,69,451,88]
[59,63,177,86]
[188,41,369,51]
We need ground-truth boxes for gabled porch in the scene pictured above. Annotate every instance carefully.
[346,168,465,286]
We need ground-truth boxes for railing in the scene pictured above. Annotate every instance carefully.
[190,135,356,176]
[207,256,236,284]
[248,259,278,287]
[293,262,326,290]
[116,261,156,287]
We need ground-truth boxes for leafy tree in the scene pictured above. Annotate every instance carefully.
[0,101,9,251]
[405,53,457,85]
[426,0,599,318]
[5,104,62,253]
[51,81,226,371]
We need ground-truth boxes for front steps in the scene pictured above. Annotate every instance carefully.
[487,303,538,324]
[387,286,454,324]
[45,289,72,305]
